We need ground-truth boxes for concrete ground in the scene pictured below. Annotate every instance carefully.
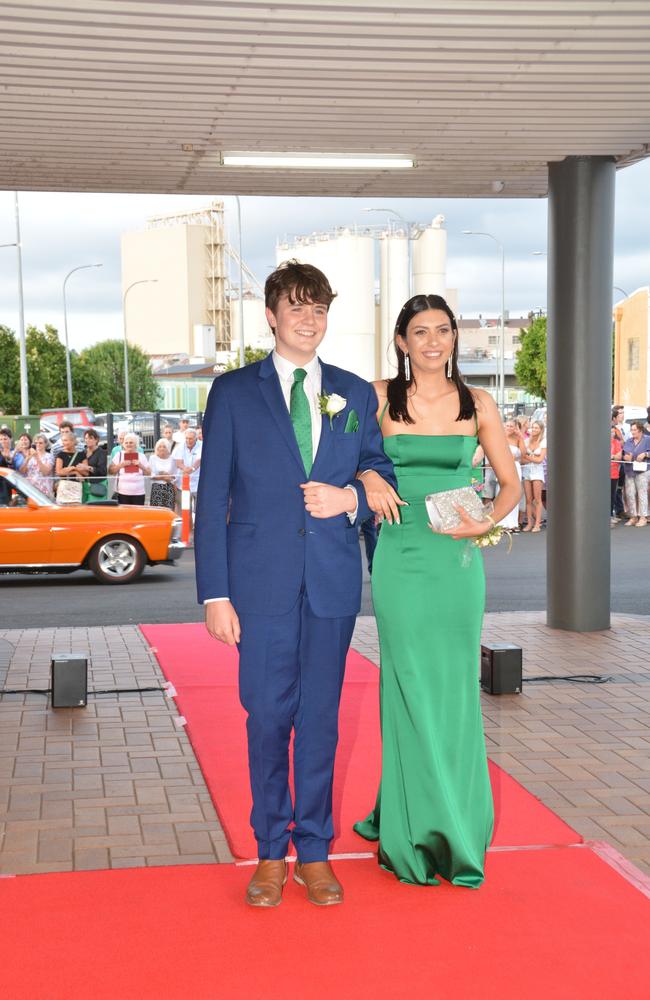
[1,613,649,877]
[1,528,648,628]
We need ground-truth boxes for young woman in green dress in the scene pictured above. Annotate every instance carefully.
[355,294,521,887]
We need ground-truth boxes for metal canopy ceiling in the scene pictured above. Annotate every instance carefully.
[1,1,650,198]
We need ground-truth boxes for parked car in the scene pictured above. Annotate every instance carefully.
[0,468,184,584]
[40,406,97,428]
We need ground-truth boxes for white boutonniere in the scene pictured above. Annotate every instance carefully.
[318,392,347,428]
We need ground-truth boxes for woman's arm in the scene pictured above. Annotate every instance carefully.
[526,448,547,465]
[355,380,404,524]
[448,389,520,537]
[109,452,124,475]
[56,456,80,477]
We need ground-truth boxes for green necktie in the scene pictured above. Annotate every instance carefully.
[290,367,313,475]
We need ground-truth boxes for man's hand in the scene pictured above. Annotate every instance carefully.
[358,469,407,525]
[205,600,241,645]
[300,481,356,518]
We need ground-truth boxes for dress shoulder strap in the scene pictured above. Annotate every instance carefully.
[473,408,479,437]
[379,399,390,427]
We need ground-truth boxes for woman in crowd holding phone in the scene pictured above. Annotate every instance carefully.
[19,432,55,497]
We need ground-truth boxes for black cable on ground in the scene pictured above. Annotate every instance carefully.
[0,686,165,696]
[523,675,611,684]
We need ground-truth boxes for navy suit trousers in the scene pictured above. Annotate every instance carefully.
[237,591,356,862]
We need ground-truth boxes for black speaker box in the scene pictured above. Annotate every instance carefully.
[51,654,88,708]
[480,643,522,695]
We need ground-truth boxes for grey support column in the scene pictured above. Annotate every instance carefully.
[547,156,615,631]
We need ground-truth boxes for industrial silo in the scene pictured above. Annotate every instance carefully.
[413,214,447,297]
[276,228,375,380]
[379,231,410,378]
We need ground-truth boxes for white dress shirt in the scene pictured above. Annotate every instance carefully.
[204,350,361,605]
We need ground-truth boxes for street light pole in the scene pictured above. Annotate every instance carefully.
[13,194,29,415]
[1,197,29,413]
[234,196,245,368]
[462,230,506,412]
[123,279,157,412]
[62,263,103,407]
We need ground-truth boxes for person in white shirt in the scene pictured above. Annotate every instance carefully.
[109,432,150,505]
[172,417,191,446]
[174,427,202,513]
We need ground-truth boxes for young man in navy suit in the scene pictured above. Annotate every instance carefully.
[195,260,397,907]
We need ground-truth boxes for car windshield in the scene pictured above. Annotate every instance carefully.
[1,471,57,508]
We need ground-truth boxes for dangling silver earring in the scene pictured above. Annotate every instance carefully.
[447,355,453,379]
[404,353,411,382]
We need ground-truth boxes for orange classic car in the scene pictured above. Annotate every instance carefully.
[0,468,184,584]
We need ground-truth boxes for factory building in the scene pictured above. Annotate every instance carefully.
[121,201,270,366]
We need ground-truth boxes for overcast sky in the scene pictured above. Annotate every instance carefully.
[0,158,648,353]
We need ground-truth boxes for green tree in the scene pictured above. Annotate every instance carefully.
[25,324,70,411]
[514,316,547,400]
[224,346,270,371]
[73,339,161,411]
[0,326,20,413]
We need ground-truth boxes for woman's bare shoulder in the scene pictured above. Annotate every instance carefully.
[470,386,496,412]
[371,379,389,399]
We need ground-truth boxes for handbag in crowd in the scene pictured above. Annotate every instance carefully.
[150,481,176,510]
[56,478,83,504]
[425,486,491,532]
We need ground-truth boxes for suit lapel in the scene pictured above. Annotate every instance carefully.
[258,353,307,476]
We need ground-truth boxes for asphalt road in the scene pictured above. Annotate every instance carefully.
[1,527,648,628]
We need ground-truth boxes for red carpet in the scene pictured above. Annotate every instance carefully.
[140,623,580,859]
[2,849,649,1000]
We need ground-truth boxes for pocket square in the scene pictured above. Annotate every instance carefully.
[344,409,359,433]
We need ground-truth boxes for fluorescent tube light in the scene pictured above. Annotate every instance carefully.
[221,152,415,170]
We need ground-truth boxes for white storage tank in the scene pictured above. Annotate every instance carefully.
[229,294,274,350]
[413,214,447,297]
[379,232,410,378]
[276,228,375,381]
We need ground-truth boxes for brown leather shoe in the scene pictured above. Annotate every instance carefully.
[294,861,343,906]
[246,859,288,907]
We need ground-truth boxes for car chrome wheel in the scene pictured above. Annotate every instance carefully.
[97,539,138,578]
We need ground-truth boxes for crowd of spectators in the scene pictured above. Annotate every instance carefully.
[480,413,547,532]
[0,418,202,514]
[611,405,650,527]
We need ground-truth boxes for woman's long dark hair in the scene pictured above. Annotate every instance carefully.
[386,294,476,425]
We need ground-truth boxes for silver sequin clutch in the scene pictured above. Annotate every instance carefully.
[425,486,489,532]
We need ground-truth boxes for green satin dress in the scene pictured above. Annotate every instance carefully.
[354,430,494,887]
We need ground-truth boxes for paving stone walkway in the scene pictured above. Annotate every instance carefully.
[2,615,649,878]
[0,626,232,874]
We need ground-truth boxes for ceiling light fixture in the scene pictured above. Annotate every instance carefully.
[221,152,415,170]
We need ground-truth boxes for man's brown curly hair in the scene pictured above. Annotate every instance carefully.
[265,259,337,314]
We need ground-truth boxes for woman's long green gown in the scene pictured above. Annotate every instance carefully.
[354,432,494,887]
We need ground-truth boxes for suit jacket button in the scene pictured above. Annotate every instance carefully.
[298,528,306,536]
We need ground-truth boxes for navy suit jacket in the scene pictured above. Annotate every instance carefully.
[194,353,396,618]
